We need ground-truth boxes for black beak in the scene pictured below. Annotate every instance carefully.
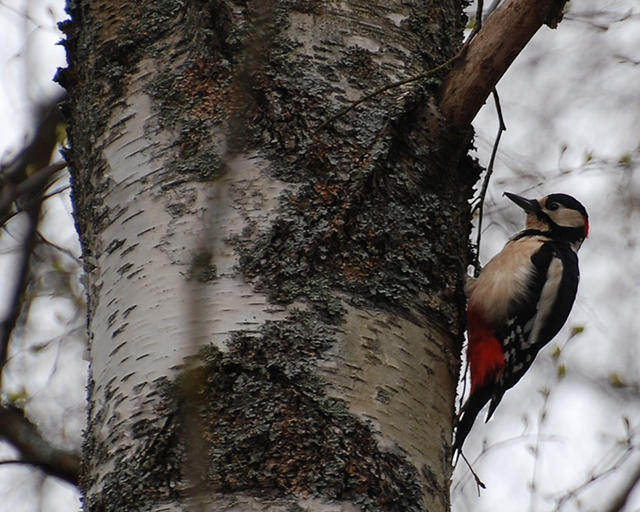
[504,192,540,213]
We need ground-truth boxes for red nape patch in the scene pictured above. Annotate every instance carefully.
[584,218,589,238]
[466,306,505,393]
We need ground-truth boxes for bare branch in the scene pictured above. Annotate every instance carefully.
[604,459,640,512]
[472,88,506,276]
[0,203,41,378]
[438,0,568,131]
[554,425,636,511]
[0,160,67,225]
[0,95,66,381]
[0,405,79,486]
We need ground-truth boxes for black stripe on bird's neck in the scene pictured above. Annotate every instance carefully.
[535,211,585,243]
[548,224,586,243]
[512,229,549,240]
[512,225,584,244]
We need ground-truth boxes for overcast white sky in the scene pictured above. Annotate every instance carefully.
[0,1,638,512]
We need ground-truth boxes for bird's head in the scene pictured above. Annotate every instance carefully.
[504,192,589,248]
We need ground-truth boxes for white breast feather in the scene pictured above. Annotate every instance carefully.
[527,257,563,347]
[469,236,547,325]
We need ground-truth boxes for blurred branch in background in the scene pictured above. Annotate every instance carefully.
[0,92,80,487]
[553,417,638,511]
[0,93,66,380]
[604,457,640,512]
[0,404,78,485]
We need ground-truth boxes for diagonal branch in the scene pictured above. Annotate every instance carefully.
[0,96,66,381]
[438,0,568,131]
[0,161,66,225]
[0,202,42,379]
[604,459,640,512]
[0,404,80,486]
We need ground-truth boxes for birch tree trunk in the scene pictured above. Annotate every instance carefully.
[57,0,567,510]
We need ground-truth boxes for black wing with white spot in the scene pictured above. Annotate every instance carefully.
[486,240,579,419]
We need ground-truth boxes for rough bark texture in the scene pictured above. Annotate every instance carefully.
[59,1,478,511]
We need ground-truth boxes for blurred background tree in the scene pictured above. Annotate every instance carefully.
[0,2,83,510]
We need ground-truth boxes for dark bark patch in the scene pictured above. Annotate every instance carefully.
[186,311,425,511]
[187,249,218,283]
[81,379,183,512]
[239,162,470,329]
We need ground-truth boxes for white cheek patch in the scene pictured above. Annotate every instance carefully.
[548,208,585,229]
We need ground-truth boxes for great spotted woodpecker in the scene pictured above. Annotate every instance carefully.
[453,192,589,453]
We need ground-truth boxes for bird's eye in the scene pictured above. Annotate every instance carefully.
[547,201,560,211]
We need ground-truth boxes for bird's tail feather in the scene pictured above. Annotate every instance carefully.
[452,386,492,455]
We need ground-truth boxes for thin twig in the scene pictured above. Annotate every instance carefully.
[456,0,488,444]
[0,160,67,226]
[472,88,506,276]
[466,0,485,45]
[554,421,636,511]
[37,230,81,264]
[459,449,487,493]
[0,202,42,382]
[41,183,71,203]
[318,54,464,131]
[0,182,70,228]
[603,457,640,512]
[529,387,552,512]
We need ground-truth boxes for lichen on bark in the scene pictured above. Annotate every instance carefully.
[61,1,480,511]
[174,310,426,511]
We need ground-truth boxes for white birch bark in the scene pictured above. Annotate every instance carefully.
[65,1,469,511]
[84,59,292,503]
